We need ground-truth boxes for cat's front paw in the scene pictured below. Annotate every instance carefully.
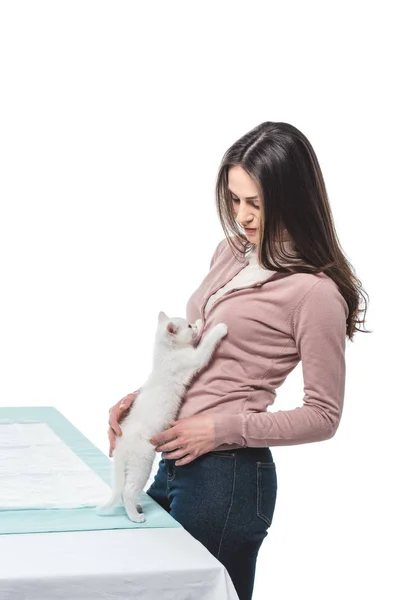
[214,323,228,338]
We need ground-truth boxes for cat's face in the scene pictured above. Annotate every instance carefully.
[157,311,200,347]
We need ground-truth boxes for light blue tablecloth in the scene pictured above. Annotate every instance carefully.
[0,407,181,535]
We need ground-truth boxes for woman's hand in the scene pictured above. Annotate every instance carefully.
[108,391,139,457]
[150,414,216,466]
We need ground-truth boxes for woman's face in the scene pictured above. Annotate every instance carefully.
[228,165,290,245]
[228,165,263,245]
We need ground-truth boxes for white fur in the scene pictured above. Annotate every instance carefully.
[96,311,228,522]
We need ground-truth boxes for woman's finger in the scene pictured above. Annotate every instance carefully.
[108,394,135,442]
[109,413,123,437]
[108,427,116,457]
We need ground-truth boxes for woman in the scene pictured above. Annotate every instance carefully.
[108,121,369,600]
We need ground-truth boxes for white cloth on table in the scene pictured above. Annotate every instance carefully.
[0,528,240,600]
[0,423,110,509]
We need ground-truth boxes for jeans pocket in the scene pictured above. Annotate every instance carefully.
[256,461,277,527]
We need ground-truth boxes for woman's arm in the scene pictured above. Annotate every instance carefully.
[211,279,349,447]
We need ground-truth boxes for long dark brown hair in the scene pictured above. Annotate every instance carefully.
[215,121,369,341]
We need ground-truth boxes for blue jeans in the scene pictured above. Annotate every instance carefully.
[145,446,278,600]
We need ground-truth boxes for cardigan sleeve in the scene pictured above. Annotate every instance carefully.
[211,279,349,447]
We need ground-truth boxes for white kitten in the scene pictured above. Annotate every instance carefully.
[96,311,228,522]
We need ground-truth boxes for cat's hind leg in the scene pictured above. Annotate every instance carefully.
[123,477,147,522]
[123,453,154,522]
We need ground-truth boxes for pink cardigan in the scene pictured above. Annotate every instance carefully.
[179,237,349,451]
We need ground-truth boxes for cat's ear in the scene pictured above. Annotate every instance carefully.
[158,311,168,323]
[167,322,178,336]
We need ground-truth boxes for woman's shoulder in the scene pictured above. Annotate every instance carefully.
[290,269,338,290]
[208,236,232,268]
[289,271,349,320]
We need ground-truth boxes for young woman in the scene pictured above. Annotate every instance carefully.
[108,121,369,600]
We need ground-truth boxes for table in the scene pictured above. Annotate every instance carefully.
[0,407,239,599]
[0,528,239,599]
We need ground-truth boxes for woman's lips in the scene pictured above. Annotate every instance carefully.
[245,228,256,234]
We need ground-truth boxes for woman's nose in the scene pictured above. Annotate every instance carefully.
[236,206,253,225]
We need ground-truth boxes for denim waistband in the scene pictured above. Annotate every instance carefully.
[162,446,274,465]
[208,446,273,461]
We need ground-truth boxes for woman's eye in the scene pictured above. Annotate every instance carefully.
[232,197,259,209]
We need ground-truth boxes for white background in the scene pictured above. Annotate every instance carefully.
[0,1,398,598]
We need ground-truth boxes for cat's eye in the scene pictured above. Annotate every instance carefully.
[188,324,192,328]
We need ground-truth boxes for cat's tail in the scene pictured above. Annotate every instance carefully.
[96,453,126,513]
